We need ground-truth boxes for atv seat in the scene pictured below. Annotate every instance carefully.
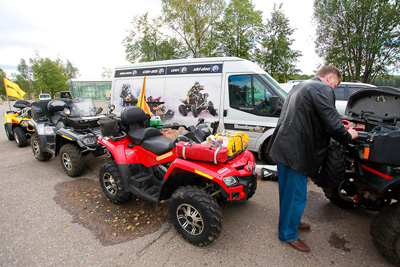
[121,106,173,155]
[13,100,31,109]
[31,100,53,121]
[48,100,71,126]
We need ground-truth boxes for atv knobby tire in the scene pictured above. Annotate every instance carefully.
[313,140,345,189]
[59,143,84,177]
[13,126,28,147]
[323,179,356,209]
[99,161,132,203]
[4,124,14,141]
[179,105,187,116]
[169,185,222,246]
[370,204,400,265]
[191,105,198,118]
[31,133,52,161]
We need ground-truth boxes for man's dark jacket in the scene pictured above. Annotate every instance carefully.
[268,77,352,177]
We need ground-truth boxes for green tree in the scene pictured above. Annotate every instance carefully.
[62,59,80,80]
[255,3,302,82]
[30,56,70,97]
[215,0,263,59]
[0,68,6,97]
[123,13,187,63]
[12,59,34,99]
[314,0,400,83]
[162,0,226,58]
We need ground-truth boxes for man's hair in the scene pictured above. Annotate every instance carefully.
[316,66,343,83]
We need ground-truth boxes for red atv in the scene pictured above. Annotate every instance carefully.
[97,106,257,245]
[314,86,400,265]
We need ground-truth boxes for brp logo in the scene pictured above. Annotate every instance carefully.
[181,67,187,74]
[133,70,137,76]
[159,68,165,75]
[212,65,219,72]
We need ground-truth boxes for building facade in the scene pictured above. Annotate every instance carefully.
[66,79,112,100]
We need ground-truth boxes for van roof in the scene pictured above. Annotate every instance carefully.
[115,57,246,69]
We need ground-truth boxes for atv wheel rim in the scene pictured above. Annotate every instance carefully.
[102,173,117,195]
[33,141,40,155]
[176,204,203,235]
[15,134,20,144]
[62,153,72,170]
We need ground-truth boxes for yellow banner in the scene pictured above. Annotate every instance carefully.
[3,78,25,100]
[137,76,152,117]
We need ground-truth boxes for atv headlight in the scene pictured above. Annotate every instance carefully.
[20,121,29,127]
[223,176,238,187]
[82,136,97,145]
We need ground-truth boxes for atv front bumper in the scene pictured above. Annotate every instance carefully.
[220,172,257,202]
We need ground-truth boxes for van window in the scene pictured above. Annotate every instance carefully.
[334,86,346,100]
[228,74,278,115]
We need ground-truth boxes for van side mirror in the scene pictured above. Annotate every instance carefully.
[270,96,280,114]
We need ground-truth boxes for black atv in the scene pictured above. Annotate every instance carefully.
[4,100,35,147]
[28,98,109,177]
[178,85,217,118]
[313,86,400,265]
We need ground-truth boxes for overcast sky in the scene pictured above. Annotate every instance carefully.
[0,0,320,80]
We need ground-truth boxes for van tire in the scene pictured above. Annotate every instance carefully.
[262,141,276,165]
[179,105,187,116]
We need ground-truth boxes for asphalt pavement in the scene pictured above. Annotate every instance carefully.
[0,100,392,266]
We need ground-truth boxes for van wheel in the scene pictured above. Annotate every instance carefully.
[179,105,187,116]
[262,141,276,165]
[13,126,28,147]
[4,124,14,141]
[99,161,132,203]
[169,185,222,246]
[191,105,198,118]
[60,144,84,177]
[31,133,52,161]
[370,204,400,266]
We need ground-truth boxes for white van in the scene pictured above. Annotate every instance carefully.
[111,57,287,163]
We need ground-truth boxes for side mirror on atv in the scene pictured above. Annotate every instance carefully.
[97,107,103,114]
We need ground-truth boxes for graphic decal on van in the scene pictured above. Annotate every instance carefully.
[115,64,223,78]
[224,123,271,133]
[113,75,221,124]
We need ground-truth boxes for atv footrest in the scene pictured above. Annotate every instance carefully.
[144,185,159,199]
[129,172,152,189]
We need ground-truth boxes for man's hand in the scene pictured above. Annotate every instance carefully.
[348,128,359,140]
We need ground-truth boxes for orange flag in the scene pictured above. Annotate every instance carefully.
[137,76,152,117]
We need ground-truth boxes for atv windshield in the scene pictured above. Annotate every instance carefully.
[71,99,97,117]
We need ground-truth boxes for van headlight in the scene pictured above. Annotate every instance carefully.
[223,176,238,187]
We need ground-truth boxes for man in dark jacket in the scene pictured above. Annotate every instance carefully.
[268,66,358,252]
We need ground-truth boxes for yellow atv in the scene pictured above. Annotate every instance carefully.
[4,100,35,147]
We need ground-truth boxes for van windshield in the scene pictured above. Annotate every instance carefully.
[259,74,287,99]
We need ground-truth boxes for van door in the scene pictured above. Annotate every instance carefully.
[221,73,286,152]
